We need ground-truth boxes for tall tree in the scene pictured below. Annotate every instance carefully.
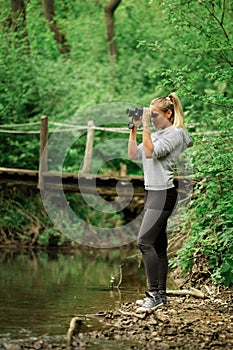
[43,0,69,54]
[10,0,26,31]
[5,0,29,46]
[104,0,121,60]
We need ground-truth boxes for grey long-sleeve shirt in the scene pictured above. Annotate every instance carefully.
[134,126,193,190]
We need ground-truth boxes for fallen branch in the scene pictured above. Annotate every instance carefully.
[119,309,150,319]
[167,287,206,299]
[66,317,83,347]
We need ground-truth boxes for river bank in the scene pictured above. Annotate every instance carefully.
[1,286,232,350]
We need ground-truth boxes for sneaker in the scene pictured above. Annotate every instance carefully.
[136,290,167,305]
[136,291,163,312]
[159,290,167,305]
[135,291,153,306]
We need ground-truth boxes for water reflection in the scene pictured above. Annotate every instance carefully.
[0,246,176,340]
[0,246,144,339]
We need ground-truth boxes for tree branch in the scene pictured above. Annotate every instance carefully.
[104,0,121,60]
[43,0,69,54]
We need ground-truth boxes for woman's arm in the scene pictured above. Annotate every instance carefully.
[142,109,154,158]
[142,127,154,158]
[128,127,138,159]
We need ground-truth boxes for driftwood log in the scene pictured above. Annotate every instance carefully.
[134,287,206,301]
[66,317,83,347]
[166,287,206,299]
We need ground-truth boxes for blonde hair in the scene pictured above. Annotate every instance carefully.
[150,92,184,128]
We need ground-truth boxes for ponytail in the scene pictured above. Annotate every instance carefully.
[168,93,184,128]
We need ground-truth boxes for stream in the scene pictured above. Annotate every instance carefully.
[1,247,232,350]
[0,246,176,343]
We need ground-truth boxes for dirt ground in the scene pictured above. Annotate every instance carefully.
[75,287,233,350]
[1,287,232,350]
[95,289,233,349]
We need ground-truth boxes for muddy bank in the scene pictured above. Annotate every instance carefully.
[1,288,232,350]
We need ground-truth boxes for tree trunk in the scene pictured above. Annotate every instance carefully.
[9,0,27,34]
[4,0,30,53]
[104,0,121,60]
[11,0,26,25]
[43,0,69,54]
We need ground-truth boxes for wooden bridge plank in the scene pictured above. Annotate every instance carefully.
[0,167,193,198]
[0,167,145,197]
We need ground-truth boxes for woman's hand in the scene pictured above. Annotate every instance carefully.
[132,117,142,129]
[142,108,151,128]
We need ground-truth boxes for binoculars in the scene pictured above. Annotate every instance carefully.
[126,108,158,129]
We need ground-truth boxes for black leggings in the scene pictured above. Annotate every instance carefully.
[138,188,177,292]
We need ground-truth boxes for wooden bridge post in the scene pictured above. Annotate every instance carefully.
[81,120,94,174]
[38,115,48,189]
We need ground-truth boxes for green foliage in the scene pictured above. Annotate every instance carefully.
[0,187,124,247]
[66,192,124,229]
[147,0,233,125]
[0,134,40,170]
[172,114,233,286]
[0,188,59,246]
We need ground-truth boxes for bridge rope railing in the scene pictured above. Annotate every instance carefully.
[0,120,132,134]
[0,119,228,135]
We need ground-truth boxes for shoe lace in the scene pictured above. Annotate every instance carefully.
[142,296,153,308]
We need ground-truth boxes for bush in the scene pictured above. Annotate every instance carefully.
[175,113,233,286]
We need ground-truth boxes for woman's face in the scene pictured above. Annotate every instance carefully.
[150,106,172,129]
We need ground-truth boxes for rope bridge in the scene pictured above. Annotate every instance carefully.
[0,116,194,197]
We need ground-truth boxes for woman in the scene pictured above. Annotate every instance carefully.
[128,93,193,312]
